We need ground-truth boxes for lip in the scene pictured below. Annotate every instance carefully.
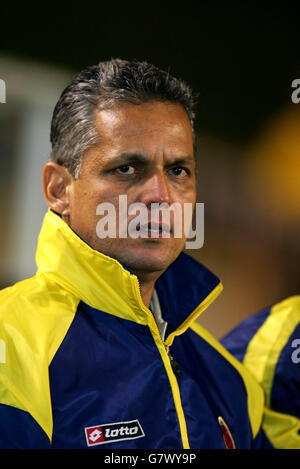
[139,222,171,239]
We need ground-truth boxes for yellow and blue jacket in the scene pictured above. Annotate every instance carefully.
[0,210,270,448]
[222,297,300,449]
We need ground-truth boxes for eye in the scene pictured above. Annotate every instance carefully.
[169,167,189,177]
[116,165,135,175]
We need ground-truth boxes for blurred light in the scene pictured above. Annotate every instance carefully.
[244,105,300,224]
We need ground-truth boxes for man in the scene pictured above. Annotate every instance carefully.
[222,296,300,448]
[0,59,270,448]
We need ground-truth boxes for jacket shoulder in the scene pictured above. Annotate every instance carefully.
[233,296,300,401]
[221,296,300,448]
[0,273,78,314]
[241,296,300,448]
[0,273,79,443]
[221,306,271,362]
[0,274,79,347]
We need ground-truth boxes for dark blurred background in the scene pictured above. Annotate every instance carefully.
[1,4,300,338]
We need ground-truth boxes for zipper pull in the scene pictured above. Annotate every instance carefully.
[165,346,182,378]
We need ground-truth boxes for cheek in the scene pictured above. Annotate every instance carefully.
[174,186,196,207]
[186,186,197,206]
[68,185,99,229]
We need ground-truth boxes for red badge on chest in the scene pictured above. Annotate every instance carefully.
[218,416,236,449]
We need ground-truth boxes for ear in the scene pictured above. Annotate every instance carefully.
[42,162,73,220]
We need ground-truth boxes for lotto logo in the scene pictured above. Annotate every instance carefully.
[86,426,104,444]
[84,419,145,447]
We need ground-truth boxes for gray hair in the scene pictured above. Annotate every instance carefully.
[50,58,197,178]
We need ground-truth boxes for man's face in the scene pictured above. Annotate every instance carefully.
[66,101,196,277]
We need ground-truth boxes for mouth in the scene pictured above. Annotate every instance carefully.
[139,222,171,239]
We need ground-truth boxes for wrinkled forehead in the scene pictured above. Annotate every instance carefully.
[93,100,194,153]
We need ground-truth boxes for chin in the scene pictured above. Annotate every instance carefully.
[94,239,184,275]
[120,249,179,276]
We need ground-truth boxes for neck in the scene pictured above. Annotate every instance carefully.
[133,270,163,308]
[118,257,166,306]
[139,280,156,309]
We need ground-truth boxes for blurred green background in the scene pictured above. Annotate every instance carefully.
[1,5,300,338]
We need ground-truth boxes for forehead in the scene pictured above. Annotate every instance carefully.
[93,101,194,156]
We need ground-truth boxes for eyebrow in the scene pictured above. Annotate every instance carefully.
[109,153,149,166]
[105,152,194,167]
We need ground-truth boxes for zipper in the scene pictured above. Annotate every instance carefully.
[131,275,189,448]
[165,345,182,378]
[134,277,182,378]
[160,338,189,448]
[129,272,223,449]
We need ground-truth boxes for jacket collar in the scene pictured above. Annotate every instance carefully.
[36,210,222,337]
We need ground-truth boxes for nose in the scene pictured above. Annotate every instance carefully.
[140,170,171,208]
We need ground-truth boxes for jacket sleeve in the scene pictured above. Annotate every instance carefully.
[222,298,300,449]
[0,403,51,449]
[221,307,271,362]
